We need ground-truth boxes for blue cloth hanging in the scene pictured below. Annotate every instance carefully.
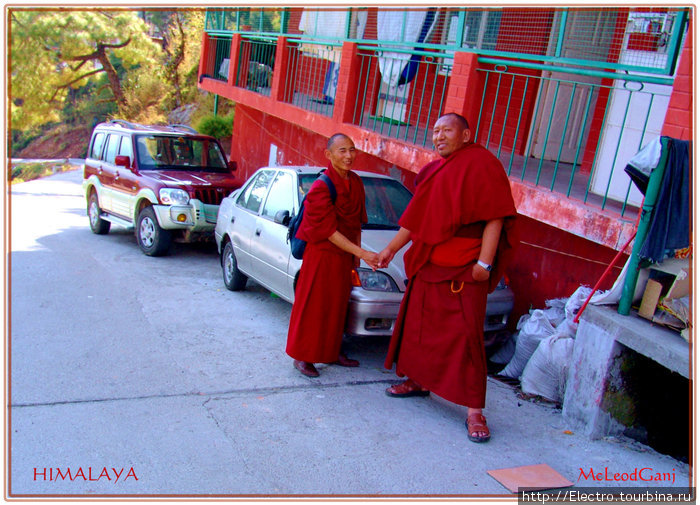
[639,137,691,263]
[397,8,437,86]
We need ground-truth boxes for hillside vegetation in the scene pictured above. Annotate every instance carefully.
[9,9,233,161]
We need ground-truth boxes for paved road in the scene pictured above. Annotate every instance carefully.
[7,169,689,499]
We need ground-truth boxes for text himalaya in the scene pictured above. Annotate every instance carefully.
[33,467,138,482]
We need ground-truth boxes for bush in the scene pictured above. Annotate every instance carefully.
[196,114,233,139]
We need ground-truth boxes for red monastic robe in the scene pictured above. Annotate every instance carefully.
[286,166,367,363]
[384,143,518,407]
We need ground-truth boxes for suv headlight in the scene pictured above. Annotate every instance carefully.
[353,268,400,292]
[159,188,190,205]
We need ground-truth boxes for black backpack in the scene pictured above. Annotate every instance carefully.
[287,173,337,260]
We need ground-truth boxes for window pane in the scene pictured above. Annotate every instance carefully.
[104,134,121,163]
[237,170,275,213]
[90,133,106,160]
[118,136,133,158]
[262,171,294,218]
[361,177,412,229]
[206,142,228,169]
[298,174,317,201]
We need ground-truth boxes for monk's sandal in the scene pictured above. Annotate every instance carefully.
[466,413,491,443]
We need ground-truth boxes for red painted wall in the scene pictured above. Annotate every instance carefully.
[206,8,692,321]
[229,104,629,325]
[506,215,626,325]
[230,104,416,188]
[662,19,692,141]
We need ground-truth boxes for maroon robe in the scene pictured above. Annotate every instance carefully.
[286,166,367,363]
[384,143,518,407]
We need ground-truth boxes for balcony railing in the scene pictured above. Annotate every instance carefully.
[201,35,232,82]
[234,36,277,97]
[351,46,451,147]
[474,64,672,217]
[201,7,688,218]
[282,39,343,117]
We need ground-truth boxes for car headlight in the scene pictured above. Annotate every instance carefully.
[353,268,400,292]
[159,188,190,205]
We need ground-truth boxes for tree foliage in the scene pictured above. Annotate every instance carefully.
[142,10,205,110]
[10,9,161,130]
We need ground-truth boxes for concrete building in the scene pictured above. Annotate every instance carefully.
[197,6,692,323]
[196,6,692,460]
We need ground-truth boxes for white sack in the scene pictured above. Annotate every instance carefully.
[500,310,556,379]
[520,334,575,402]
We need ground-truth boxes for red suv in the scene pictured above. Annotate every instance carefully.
[83,120,242,256]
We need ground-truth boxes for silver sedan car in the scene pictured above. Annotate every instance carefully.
[214,166,514,337]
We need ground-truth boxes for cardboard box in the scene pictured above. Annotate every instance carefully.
[638,258,689,327]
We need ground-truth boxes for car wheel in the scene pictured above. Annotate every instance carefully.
[222,241,247,291]
[87,191,110,235]
[136,206,171,256]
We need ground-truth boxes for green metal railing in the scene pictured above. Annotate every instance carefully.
[206,7,288,34]
[282,39,343,117]
[352,46,451,147]
[202,35,232,82]
[234,36,277,96]
[205,7,688,78]
[201,7,687,216]
[474,63,672,216]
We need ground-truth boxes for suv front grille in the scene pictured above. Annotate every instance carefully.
[193,189,225,205]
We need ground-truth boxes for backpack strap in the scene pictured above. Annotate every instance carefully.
[318,173,337,204]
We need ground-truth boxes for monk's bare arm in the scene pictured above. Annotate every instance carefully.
[378,227,411,268]
[473,218,504,281]
[328,231,379,270]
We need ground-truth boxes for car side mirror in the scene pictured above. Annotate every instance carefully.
[228,160,237,172]
[274,210,291,226]
[115,155,133,170]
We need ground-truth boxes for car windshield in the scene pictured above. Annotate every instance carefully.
[135,135,229,172]
[299,174,412,230]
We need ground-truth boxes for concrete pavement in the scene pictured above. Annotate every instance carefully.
[7,168,691,500]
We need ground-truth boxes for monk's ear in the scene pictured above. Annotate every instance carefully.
[463,128,472,144]
[324,149,331,161]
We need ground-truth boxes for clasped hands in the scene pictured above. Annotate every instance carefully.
[361,247,395,271]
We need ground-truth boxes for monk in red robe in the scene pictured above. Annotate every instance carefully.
[286,134,380,378]
[378,113,518,442]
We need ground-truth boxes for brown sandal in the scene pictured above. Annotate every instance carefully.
[466,413,491,443]
[385,379,430,398]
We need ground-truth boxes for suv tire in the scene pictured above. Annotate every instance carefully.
[136,206,171,256]
[222,241,247,291]
[88,192,111,235]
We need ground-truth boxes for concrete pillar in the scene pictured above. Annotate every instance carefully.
[443,51,483,128]
[198,33,211,80]
[562,316,626,439]
[334,41,362,124]
[661,18,692,141]
[271,36,291,102]
[228,33,243,86]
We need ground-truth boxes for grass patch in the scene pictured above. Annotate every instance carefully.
[10,161,77,184]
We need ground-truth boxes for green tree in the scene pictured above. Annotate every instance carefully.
[145,10,205,109]
[9,9,161,130]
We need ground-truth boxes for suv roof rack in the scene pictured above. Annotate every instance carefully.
[109,119,140,129]
[167,124,198,134]
[104,120,200,135]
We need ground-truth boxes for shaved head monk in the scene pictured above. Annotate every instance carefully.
[286,133,380,378]
[378,113,518,442]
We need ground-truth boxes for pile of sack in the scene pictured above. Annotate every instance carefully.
[491,286,595,403]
